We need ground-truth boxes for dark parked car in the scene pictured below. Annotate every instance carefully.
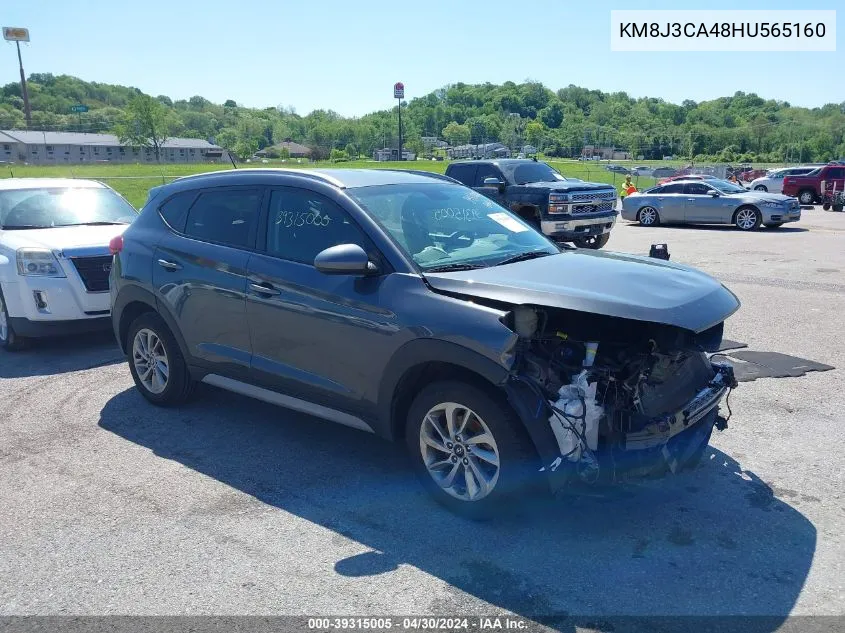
[445,159,617,249]
[110,168,739,518]
[650,167,678,179]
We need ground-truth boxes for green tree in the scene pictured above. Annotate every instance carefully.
[114,94,170,162]
[233,139,258,160]
[442,121,470,145]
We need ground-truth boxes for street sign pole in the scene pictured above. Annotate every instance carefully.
[394,82,404,162]
[15,41,31,128]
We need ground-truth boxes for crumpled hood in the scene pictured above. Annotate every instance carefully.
[424,250,740,333]
[0,224,129,255]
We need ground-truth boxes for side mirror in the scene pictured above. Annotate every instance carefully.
[483,177,505,189]
[709,190,720,197]
[314,244,377,276]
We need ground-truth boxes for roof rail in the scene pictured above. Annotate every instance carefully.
[173,168,346,188]
[376,168,462,185]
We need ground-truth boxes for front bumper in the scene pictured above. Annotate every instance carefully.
[762,206,801,224]
[1,275,111,323]
[8,315,112,338]
[540,214,618,240]
[506,362,736,494]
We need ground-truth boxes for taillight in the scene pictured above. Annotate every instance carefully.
[109,235,124,255]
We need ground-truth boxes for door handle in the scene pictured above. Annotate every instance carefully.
[250,282,281,296]
[686,198,696,201]
[157,259,181,271]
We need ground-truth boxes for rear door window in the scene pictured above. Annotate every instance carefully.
[447,164,478,187]
[684,182,713,195]
[826,167,845,180]
[184,188,263,249]
[660,183,685,194]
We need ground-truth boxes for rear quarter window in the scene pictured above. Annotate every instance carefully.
[158,191,197,232]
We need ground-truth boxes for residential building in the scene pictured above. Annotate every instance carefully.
[0,131,230,165]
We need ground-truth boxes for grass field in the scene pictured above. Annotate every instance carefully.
[0,158,748,208]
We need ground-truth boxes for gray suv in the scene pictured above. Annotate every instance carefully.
[111,168,739,518]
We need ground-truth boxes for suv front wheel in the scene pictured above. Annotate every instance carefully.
[127,312,196,406]
[405,381,539,519]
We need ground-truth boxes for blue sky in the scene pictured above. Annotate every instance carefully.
[2,1,841,116]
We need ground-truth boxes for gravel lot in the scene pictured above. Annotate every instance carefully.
[1,208,843,627]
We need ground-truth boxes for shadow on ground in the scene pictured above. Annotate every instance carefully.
[0,330,122,379]
[623,222,808,234]
[99,386,816,629]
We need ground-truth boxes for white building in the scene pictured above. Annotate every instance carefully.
[373,148,416,161]
[0,131,230,165]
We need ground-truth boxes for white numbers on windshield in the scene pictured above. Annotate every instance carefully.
[433,208,482,221]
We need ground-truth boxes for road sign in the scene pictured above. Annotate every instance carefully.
[393,82,404,99]
[3,27,30,42]
[70,104,89,113]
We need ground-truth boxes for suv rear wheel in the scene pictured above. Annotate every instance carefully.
[127,312,195,406]
[405,381,539,519]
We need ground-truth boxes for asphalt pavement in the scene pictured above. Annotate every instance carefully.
[1,207,843,628]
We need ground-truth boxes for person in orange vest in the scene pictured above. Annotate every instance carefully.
[620,174,637,198]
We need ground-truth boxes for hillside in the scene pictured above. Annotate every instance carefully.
[1,74,844,162]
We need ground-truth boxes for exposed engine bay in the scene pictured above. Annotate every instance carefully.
[502,305,738,488]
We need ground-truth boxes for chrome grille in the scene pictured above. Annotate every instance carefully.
[572,201,615,214]
[571,190,617,202]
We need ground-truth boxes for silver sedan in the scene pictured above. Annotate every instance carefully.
[621,179,801,230]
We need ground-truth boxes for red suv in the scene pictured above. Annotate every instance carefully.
[782,163,845,205]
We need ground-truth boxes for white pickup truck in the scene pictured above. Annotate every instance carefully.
[0,178,137,350]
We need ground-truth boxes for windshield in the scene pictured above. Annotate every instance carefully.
[349,183,558,271]
[710,180,747,194]
[0,187,138,229]
[506,162,566,185]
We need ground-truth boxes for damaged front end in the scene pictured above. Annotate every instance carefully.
[502,305,738,494]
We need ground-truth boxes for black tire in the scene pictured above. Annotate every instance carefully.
[798,190,815,205]
[734,206,762,231]
[753,185,767,192]
[0,288,28,352]
[126,312,195,406]
[405,381,540,519]
[764,222,784,228]
[637,206,660,226]
[574,233,611,249]
[834,204,844,213]
[822,203,831,211]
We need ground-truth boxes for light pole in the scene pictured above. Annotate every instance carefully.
[3,27,32,128]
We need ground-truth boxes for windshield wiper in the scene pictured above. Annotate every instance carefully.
[60,221,127,226]
[424,262,486,273]
[495,250,555,266]
[0,224,44,230]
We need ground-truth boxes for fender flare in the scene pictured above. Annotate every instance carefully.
[376,338,510,438]
[112,284,189,362]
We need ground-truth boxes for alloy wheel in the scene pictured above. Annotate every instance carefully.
[736,208,758,230]
[132,328,170,394]
[419,402,500,502]
[799,191,814,205]
[754,185,767,191]
[639,207,657,225]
